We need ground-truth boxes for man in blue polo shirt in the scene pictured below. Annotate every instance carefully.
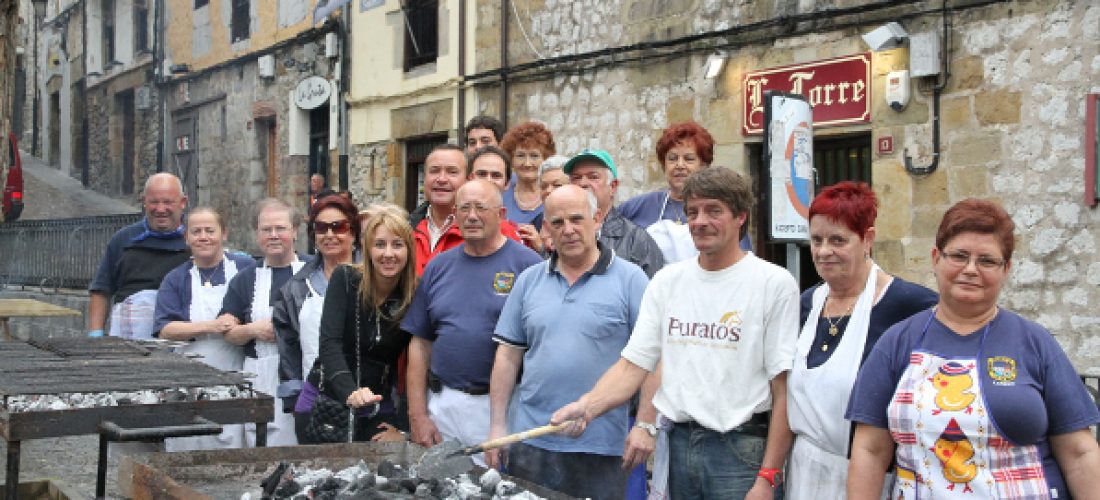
[402,180,541,464]
[487,185,649,499]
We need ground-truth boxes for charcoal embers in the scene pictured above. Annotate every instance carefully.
[256,459,544,500]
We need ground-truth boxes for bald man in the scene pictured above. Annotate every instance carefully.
[88,173,191,339]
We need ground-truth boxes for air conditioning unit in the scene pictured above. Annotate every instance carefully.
[258,54,275,78]
[325,32,338,58]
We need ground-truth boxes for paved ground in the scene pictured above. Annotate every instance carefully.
[17,151,138,220]
[0,435,122,498]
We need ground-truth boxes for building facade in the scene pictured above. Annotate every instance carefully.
[161,0,340,252]
[346,0,473,211]
[462,0,1100,370]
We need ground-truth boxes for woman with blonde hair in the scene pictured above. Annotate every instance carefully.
[294,204,419,442]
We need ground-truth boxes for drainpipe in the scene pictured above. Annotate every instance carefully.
[456,0,465,140]
[154,0,165,174]
[81,0,89,185]
[338,12,349,191]
[499,0,508,127]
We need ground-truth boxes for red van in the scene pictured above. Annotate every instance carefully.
[3,133,24,222]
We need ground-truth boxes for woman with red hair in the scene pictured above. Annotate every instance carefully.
[499,121,556,225]
[619,121,749,262]
[785,181,937,498]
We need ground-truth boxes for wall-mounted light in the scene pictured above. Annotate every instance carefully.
[704,51,728,79]
[862,22,908,51]
[169,64,191,74]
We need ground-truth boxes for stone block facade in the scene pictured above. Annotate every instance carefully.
[470,0,1100,370]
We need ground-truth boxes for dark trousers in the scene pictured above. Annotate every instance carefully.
[507,442,628,500]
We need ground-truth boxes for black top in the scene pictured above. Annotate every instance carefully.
[219,262,296,358]
[310,265,410,405]
[799,277,938,369]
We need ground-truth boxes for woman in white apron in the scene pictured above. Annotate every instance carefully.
[786,182,936,499]
[154,206,256,451]
[847,199,1100,499]
[297,204,418,443]
[221,199,306,447]
[270,194,359,440]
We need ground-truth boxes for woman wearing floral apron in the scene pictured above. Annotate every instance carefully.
[154,207,256,451]
[786,183,936,499]
[220,199,305,447]
[847,199,1100,499]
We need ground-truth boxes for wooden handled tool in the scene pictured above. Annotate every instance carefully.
[446,422,573,457]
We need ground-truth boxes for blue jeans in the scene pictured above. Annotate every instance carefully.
[668,421,779,499]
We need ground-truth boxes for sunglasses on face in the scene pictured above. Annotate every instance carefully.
[313,219,351,235]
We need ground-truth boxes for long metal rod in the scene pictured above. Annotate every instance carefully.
[5,440,19,500]
[96,433,109,499]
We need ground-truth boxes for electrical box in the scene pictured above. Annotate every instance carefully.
[325,32,339,58]
[258,55,275,78]
[909,31,941,77]
[885,70,910,111]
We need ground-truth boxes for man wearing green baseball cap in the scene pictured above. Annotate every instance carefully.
[564,149,664,279]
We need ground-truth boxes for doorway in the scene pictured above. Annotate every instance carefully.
[48,92,60,167]
[750,133,872,291]
[308,105,330,191]
[117,90,136,195]
[403,135,448,212]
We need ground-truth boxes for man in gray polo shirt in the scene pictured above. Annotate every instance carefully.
[487,185,650,500]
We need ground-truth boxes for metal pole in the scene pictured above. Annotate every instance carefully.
[255,421,268,447]
[96,434,109,499]
[4,440,20,500]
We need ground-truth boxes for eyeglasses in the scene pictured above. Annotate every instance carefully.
[941,250,1005,270]
[313,220,352,235]
[259,226,292,236]
[455,204,499,215]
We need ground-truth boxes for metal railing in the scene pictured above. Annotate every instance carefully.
[0,214,142,290]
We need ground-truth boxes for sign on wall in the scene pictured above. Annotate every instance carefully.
[743,53,871,135]
[294,76,332,110]
[763,92,814,242]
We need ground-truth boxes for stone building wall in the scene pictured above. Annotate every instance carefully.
[166,36,335,253]
[473,0,1100,370]
[85,66,160,201]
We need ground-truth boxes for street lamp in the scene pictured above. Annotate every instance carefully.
[31,0,47,19]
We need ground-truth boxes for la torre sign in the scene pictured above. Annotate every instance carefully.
[295,76,331,110]
[742,53,872,135]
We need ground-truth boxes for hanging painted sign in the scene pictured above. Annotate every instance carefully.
[743,53,871,135]
[763,92,814,242]
[295,76,331,110]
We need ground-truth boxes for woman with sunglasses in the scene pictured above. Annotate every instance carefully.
[298,204,418,442]
[273,194,359,431]
[846,199,1100,499]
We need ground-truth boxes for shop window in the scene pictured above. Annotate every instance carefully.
[134,0,149,53]
[231,0,250,43]
[102,0,115,64]
[403,0,438,71]
[1086,93,1099,207]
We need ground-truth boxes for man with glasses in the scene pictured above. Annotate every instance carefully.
[220,198,307,447]
[88,173,192,339]
[402,180,541,465]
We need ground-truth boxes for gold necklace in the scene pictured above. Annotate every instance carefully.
[821,296,856,352]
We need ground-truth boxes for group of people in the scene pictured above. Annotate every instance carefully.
[86,114,1100,500]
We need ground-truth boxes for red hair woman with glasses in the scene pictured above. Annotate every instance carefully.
[273,193,360,429]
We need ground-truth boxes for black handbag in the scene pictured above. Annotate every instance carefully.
[304,298,362,443]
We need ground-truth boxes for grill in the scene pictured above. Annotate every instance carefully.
[121,442,575,499]
[0,337,274,500]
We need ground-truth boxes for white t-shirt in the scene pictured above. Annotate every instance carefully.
[621,252,800,432]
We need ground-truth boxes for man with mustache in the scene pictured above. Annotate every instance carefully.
[402,180,541,465]
[88,173,191,339]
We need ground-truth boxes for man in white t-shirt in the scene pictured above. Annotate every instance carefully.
[552,167,799,499]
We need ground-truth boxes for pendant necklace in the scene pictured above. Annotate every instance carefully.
[198,261,223,288]
[821,296,855,352]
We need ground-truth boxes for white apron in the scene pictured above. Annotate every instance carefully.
[243,258,304,448]
[889,311,1050,499]
[786,264,882,500]
[166,255,246,452]
[646,193,696,264]
[109,289,159,339]
[297,277,325,378]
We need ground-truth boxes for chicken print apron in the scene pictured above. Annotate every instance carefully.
[166,255,245,451]
[888,310,1049,499]
[243,259,304,447]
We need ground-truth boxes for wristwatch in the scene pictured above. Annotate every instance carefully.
[634,421,658,437]
[757,468,783,488]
